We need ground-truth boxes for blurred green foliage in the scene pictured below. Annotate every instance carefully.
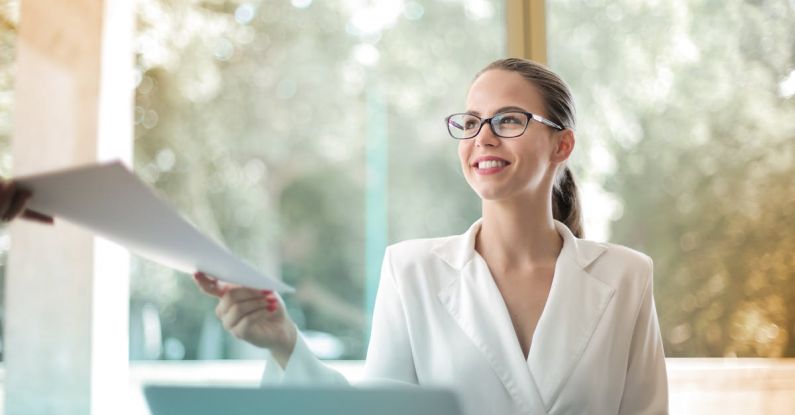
[549,0,795,356]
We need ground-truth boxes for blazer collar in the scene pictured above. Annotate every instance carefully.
[430,218,607,271]
[434,218,615,413]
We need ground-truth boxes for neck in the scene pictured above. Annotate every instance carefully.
[475,193,563,272]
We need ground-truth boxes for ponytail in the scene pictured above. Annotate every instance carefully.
[553,166,583,238]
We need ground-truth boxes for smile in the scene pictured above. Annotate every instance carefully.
[474,160,510,175]
[477,160,508,169]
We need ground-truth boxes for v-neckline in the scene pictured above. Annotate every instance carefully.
[472,251,559,363]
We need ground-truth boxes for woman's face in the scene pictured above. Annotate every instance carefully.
[458,69,571,202]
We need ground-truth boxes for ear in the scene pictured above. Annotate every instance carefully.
[550,129,575,164]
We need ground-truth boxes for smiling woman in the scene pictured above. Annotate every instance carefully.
[456,59,583,238]
[198,58,668,415]
[0,0,792,414]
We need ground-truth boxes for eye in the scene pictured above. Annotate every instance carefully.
[464,119,479,129]
[498,114,523,125]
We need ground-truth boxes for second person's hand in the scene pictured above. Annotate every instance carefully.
[0,180,54,224]
[193,271,298,369]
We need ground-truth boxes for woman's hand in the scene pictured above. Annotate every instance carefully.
[193,271,297,368]
[0,179,54,224]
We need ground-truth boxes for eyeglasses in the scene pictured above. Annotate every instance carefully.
[445,111,563,140]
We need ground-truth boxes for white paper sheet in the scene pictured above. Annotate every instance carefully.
[17,161,294,293]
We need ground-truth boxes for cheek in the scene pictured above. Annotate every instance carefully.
[516,144,556,186]
[457,141,471,169]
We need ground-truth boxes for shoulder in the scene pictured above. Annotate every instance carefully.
[384,235,454,270]
[379,235,461,291]
[597,241,653,273]
[583,239,654,298]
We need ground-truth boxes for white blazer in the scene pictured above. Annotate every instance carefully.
[261,219,668,415]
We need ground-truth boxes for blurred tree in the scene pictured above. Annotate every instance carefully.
[0,0,14,174]
[548,0,795,357]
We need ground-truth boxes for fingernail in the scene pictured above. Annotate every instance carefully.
[261,290,273,295]
[267,304,276,312]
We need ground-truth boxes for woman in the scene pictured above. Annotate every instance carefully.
[194,58,668,414]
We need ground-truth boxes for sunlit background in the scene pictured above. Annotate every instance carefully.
[0,0,794,369]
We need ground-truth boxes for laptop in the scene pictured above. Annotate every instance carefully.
[143,384,463,415]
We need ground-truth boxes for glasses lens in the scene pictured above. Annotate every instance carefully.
[447,114,480,139]
[491,112,529,138]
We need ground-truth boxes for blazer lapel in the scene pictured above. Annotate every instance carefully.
[527,222,615,409]
[432,219,615,413]
[433,220,547,415]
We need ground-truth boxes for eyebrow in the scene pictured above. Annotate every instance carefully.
[465,106,529,116]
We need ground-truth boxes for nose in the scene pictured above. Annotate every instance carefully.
[474,121,500,147]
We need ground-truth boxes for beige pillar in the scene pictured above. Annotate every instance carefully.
[5,0,133,413]
[506,0,549,63]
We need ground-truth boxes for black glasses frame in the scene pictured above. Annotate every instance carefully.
[445,111,564,140]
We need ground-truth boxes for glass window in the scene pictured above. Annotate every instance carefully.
[131,0,505,361]
[548,0,795,357]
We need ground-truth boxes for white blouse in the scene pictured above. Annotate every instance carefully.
[261,219,669,415]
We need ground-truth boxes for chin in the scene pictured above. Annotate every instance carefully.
[472,185,512,201]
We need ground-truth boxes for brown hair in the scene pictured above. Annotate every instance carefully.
[475,58,584,238]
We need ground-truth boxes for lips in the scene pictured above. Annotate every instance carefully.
[470,156,511,175]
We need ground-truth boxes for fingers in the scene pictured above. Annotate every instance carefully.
[193,271,229,298]
[216,286,276,317]
[229,308,276,341]
[263,291,280,313]
[2,189,29,222]
[0,180,17,221]
[209,285,284,346]
[0,184,54,224]
[227,293,284,342]
[21,209,54,224]
[217,288,281,341]
[219,295,272,333]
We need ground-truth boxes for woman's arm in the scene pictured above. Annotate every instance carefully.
[260,330,349,385]
[194,246,421,386]
[618,256,669,414]
[192,272,348,384]
[361,246,418,383]
[260,246,418,386]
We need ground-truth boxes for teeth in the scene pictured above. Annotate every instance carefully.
[477,160,507,169]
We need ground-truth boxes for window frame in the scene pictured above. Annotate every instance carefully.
[506,0,548,63]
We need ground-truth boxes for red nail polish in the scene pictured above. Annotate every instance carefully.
[267,304,276,312]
